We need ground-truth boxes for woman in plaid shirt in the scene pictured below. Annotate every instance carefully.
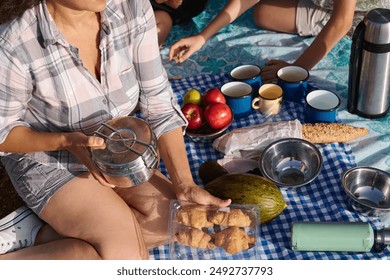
[0,0,230,259]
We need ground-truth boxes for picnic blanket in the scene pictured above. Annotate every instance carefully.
[159,0,390,174]
[149,73,390,260]
[151,0,390,259]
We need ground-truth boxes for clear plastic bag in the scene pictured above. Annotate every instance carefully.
[213,119,302,160]
[168,200,260,260]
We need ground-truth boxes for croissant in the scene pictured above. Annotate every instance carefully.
[175,228,216,250]
[213,227,256,254]
[177,206,213,228]
[208,209,252,227]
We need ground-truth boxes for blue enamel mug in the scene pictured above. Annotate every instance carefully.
[221,81,253,119]
[305,90,340,123]
[277,66,309,103]
[230,64,262,94]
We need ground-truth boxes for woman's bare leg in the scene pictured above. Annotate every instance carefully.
[0,238,100,260]
[115,171,176,249]
[0,173,149,260]
[34,224,62,245]
[253,0,299,34]
[0,170,176,259]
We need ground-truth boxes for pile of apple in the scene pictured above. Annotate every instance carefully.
[181,88,233,131]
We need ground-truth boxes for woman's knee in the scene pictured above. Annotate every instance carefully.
[155,10,173,31]
[154,10,173,45]
[155,10,173,24]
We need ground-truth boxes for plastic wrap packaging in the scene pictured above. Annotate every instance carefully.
[213,120,302,172]
[168,200,260,260]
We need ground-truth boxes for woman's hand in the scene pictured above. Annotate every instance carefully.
[262,59,291,83]
[65,132,115,188]
[173,181,231,208]
[157,128,230,207]
[168,34,206,63]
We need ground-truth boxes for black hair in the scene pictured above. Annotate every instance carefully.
[0,0,41,24]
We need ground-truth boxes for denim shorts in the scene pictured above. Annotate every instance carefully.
[296,0,330,36]
[1,156,85,216]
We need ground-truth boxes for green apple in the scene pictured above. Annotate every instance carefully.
[183,88,202,105]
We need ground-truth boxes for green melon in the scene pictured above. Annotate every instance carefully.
[205,173,287,224]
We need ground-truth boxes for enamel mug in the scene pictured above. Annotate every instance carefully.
[230,64,262,93]
[277,66,309,103]
[305,90,340,123]
[221,81,253,119]
[252,84,283,115]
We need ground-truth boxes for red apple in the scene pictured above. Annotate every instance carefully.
[203,88,226,106]
[181,103,204,130]
[204,103,233,130]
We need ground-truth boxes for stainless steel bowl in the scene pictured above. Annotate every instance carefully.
[341,167,390,215]
[185,120,232,143]
[259,138,323,188]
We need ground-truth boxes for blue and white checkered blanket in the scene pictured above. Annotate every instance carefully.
[149,73,390,260]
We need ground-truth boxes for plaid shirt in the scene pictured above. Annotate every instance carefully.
[0,0,186,170]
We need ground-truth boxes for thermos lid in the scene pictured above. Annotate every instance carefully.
[364,8,390,44]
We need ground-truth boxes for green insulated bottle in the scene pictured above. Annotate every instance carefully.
[291,222,390,252]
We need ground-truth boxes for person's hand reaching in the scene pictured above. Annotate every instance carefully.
[169,34,206,63]
[262,59,291,83]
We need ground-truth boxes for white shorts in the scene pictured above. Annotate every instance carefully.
[296,0,331,36]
